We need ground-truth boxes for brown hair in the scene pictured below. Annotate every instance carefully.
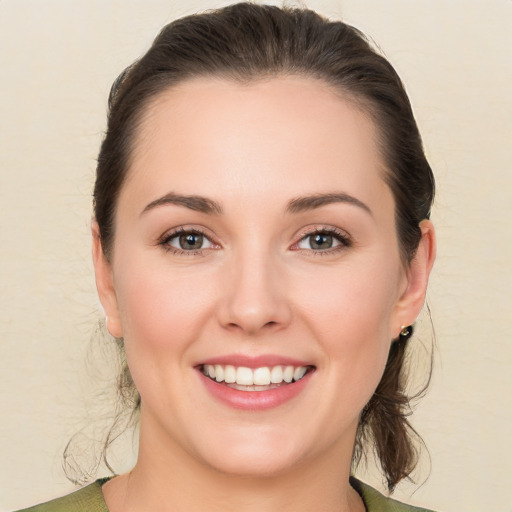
[91,2,434,492]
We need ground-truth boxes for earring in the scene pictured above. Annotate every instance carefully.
[400,324,413,339]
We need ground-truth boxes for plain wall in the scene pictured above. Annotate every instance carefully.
[1,1,511,511]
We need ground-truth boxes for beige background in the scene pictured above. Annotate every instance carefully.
[1,1,511,511]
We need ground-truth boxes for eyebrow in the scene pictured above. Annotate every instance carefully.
[141,191,371,217]
[286,193,372,216]
[141,193,223,216]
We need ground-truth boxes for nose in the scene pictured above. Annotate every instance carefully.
[216,249,292,335]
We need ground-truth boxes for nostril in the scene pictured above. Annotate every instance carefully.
[224,319,278,332]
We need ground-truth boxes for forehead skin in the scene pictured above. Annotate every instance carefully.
[122,76,393,216]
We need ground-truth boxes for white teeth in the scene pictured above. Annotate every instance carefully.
[224,365,236,383]
[270,365,283,384]
[214,364,224,382]
[236,367,254,385]
[283,366,294,383]
[202,364,310,386]
[253,367,271,385]
[293,366,307,381]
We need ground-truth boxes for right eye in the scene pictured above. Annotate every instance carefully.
[161,229,215,254]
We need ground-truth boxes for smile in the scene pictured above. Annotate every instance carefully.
[198,360,315,410]
[201,364,311,391]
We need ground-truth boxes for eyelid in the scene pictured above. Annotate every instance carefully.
[290,225,352,252]
[158,225,221,255]
[157,224,351,255]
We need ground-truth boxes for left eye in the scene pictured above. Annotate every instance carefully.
[167,231,214,251]
[297,232,344,251]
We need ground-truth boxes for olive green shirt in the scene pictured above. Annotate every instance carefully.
[15,477,436,512]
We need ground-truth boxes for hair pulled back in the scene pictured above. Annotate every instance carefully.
[93,2,434,492]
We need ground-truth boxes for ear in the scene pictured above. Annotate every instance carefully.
[392,220,436,337]
[92,221,123,338]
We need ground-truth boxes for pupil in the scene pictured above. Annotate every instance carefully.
[180,233,203,250]
[312,234,332,250]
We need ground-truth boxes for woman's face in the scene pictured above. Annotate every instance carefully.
[95,76,431,477]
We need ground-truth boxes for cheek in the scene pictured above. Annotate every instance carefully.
[297,259,399,338]
[294,259,400,395]
[113,254,217,355]
[111,257,221,414]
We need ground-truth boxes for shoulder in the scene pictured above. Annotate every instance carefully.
[351,477,438,512]
[13,480,109,512]
[14,477,437,512]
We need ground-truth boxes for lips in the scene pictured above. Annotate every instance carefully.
[196,356,315,410]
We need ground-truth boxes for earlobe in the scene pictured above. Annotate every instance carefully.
[393,220,436,336]
[92,222,123,338]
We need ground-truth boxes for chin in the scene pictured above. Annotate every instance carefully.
[193,428,309,478]
[204,452,301,478]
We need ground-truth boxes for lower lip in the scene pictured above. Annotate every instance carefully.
[199,371,313,411]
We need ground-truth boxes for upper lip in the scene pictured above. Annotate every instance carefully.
[197,354,314,369]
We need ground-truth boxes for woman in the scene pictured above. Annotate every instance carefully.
[18,3,436,511]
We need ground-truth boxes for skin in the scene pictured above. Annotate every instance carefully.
[93,76,436,512]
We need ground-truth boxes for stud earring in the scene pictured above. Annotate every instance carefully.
[400,325,413,339]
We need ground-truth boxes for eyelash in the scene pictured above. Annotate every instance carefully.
[158,226,352,256]
[293,227,352,256]
[159,227,215,256]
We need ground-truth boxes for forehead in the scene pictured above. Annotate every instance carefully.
[123,76,392,214]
